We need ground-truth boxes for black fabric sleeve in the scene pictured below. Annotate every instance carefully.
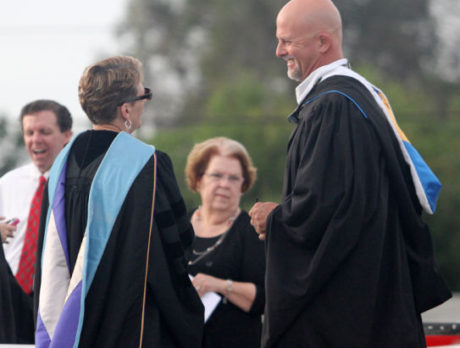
[145,151,204,348]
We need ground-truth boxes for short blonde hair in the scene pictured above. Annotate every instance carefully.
[78,55,143,124]
[185,137,257,193]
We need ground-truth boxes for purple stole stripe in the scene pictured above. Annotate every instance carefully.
[35,312,51,348]
[36,135,77,348]
[49,282,82,348]
[53,161,70,269]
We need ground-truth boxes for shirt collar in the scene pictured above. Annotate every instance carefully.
[295,58,349,104]
[31,163,50,180]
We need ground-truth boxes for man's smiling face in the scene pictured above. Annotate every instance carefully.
[22,110,71,173]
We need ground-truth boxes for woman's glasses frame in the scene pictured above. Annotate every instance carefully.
[204,172,243,184]
[117,87,152,106]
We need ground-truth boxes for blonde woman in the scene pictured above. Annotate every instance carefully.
[34,56,203,348]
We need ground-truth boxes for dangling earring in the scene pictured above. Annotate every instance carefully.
[124,119,132,130]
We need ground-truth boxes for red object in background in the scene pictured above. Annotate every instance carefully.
[425,323,460,347]
[426,335,460,346]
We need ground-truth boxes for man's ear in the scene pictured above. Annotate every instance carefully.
[63,130,72,144]
[317,32,332,53]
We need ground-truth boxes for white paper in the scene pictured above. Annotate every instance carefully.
[189,275,222,322]
[201,291,221,322]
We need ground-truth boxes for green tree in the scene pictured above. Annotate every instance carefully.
[337,0,436,82]
[0,115,26,176]
[119,0,439,125]
[118,0,291,125]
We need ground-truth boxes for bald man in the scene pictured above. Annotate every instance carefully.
[249,0,451,347]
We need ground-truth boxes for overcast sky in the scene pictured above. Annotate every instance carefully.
[0,0,129,129]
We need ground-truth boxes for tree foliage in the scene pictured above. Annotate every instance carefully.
[0,115,26,176]
[118,0,292,124]
[336,0,436,81]
[119,0,438,123]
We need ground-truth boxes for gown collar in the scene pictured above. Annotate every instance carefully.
[288,58,349,123]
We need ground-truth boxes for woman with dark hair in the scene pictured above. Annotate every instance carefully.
[34,56,203,348]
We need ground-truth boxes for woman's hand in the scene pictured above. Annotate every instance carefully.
[192,272,257,312]
[191,273,222,298]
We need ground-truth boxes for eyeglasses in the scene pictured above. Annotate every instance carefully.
[117,87,153,106]
[204,172,243,184]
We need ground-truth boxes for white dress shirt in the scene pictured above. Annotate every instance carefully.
[295,58,391,116]
[0,162,48,274]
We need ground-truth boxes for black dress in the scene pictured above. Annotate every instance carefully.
[34,130,204,347]
[186,210,265,348]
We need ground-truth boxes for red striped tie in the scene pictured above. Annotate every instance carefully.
[15,175,46,294]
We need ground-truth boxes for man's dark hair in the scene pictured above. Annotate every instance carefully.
[19,99,72,132]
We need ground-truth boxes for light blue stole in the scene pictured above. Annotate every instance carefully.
[303,86,441,215]
[35,131,155,348]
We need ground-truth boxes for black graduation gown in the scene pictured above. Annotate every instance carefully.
[34,130,204,347]
[0,243,34,343]
[262,76,451,348]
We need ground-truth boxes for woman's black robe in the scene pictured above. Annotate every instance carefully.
[34,131,204,347]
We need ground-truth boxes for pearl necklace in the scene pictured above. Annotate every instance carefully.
[193,206,239,226]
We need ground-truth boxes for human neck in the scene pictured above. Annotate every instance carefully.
[193,205,240,238]
[93,123,122,132]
